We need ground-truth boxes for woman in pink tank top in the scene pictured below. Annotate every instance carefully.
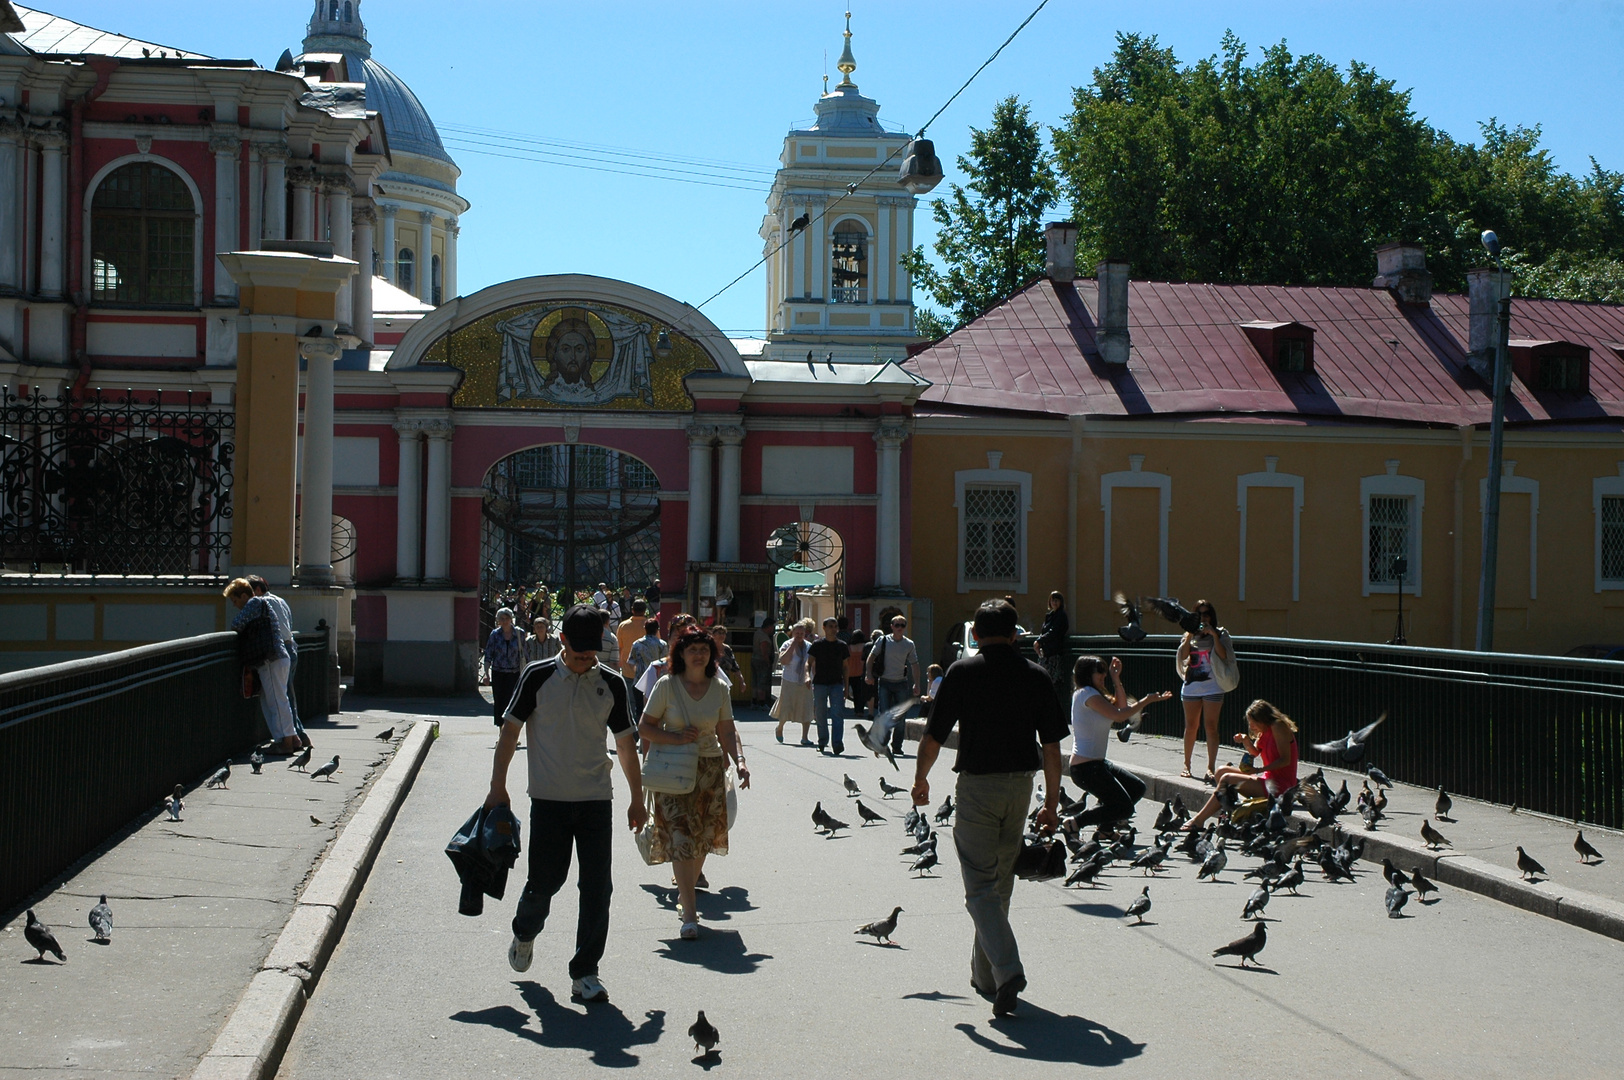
[1182,699,1298,832]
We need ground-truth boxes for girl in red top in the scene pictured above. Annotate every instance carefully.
[1182,699,1298,831]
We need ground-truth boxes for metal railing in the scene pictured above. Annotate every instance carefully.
[1056,635,1624,829]
[0,625,330,911]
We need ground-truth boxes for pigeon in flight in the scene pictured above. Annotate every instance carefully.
[1575,830,1604,864]
[855,906,903,943]
[844,775,861,797]
[1310,713,1387,764]
[1144,596,1203,634]
[934,796,954,825]
[1242,882,1271,920]
[1385,884,1411,918]
[852,724,898,769]
[311,755,340,782]
[165,784,185,821]
[855,800,884,826]
[1113,592,1147,643]
[1420,820,1452,850]
[688,1010,720,1057]
[375,727,395,741]
[1212,922,1267,968]
[1435,787,1453,820]
[249,750,264,774]
[24,909,65,962]
[910,849,939,876]
[1516,846,1546,881]
[878,777,906,799]
[1124,886,1151,924]
[288,746,312,771]
[205,762,230,789]
[1409,868,1438,901]
[88,896,113,943]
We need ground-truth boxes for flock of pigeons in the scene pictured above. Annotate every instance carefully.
[18,726,401,964]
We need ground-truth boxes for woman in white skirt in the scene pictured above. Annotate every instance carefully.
[772,618,814,745]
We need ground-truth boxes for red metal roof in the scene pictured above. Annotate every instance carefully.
[905,276,1624,428]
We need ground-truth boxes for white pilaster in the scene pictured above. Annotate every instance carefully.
[789,202,805,298]
[716,424,745,562]
[809,194,827,300]
[210,132,239,302]
[687,424,716,565]
[261,142,288,241]
[37,130,66,298]
[422,419,454,582]
[874,422,907,591]
[394,420,422,581]
[444,217,459,299]
[417,209,437,303]
[327,182,353,331]
[0,120,19,291]
[353,203,375,346]
[290,169,315,241]
[297,337,340,585]
[379,205,397,283]
[875,198,892,302]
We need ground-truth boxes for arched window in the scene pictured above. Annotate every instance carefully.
[91,162,195,307]
[431,253,442,305]
[329,1,340,20]
[371,247,380,277]
[397,247,415,295]
[343,1,352,20]
[830,223,868,303]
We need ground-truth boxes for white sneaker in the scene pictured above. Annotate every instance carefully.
[680,921,699,941]
[571,975,608,1002]
[507,935,533,973]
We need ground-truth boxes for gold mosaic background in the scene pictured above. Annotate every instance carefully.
[427,301,718,411]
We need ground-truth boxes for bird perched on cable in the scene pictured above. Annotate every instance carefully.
[311,755,340,782]
[1310,713,1387,764]
[205,762,230,789]
[1243,882,1271,921]
[1144,596,1203,634]
[1435,787,1453,820]
[878,776,905,799]
[855,800,884,826]
[844,775,861,797]
[288,745,312,772]
[910,849,939,876]
[688,1010,720,1057]
[24,909,65,963]
[856,906,903,944]
[1276,858,1305,895]
[249,750,264,774]
[1420,819,1452,850]
[788,211,810,235]
[1516,846,1546,881]
[1112,592,1147,643]
[164,784,185,821]
[1124,886,1151,924]
[374,726,394,741]
[88,896,113,943]
[1409,868,1438,901]
[1382,858,1409,888]
[934,796,954,825]
[1366,764,1394,788]
[1212,922,1267,968]
[1385,884,1411,918]
[1575,830,1604,864]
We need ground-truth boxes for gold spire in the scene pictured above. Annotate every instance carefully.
[836,10,857,88]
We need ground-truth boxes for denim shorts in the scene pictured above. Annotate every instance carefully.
[1182,691,1224,702]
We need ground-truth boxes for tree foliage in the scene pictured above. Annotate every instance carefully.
[902,96,1056,336]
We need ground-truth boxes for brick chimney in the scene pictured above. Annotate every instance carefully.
[1372,242,1432,304]
[1044,222,1078,282]
[1096,261,1130,364]
[1466,267,1510,380]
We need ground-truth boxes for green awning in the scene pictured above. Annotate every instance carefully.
[774,565,826,589]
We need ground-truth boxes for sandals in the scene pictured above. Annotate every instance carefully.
[680,921,699,940]
[1179,767,1194,779]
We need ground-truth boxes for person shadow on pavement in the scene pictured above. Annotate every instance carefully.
[639,883,758,923]
[450,986,665,1068]
[955,1005,1145,1065]
[653,927,773,975]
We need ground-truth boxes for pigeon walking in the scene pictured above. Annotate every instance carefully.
[288,746,312,771]
[1420,819,1452,850]
[249,750,264,774]
[1385,884,1411,918]
[1065,857,1104,888]
[164,784,185,821]
[205,762,230,789]
[878,777,906,799]
[1309,713,1387,764]
[1381,858,1409,888]
[855,800,884,826]
[1198,841,1228,883]
[1276,859,1305,895]
[311,755,340,782]
[909,849,939,876]
[934,796,954,824]
[844,775,861,797]
[1409,868,1438,901]
[1124,886,1151,924]
[688,1010,719,1057]
[1366,764,1393,788]
[1212,922,1267,968]
[1435,787,1453,820]
[818,803,850,835]
[1516,846,1546,881]
[374,726,395,741]
[88,896,113,943]
[24,910,65,962]
[855,906,903,943]
[1575,830,1604,864]
[1243,883,1271,920]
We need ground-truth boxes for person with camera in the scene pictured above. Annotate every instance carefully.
[1176,600,1234,782]
[1067,655,1172,827]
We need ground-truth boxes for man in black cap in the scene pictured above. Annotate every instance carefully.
[486,603,646,1004]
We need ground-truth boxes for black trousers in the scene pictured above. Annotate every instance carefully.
[512,799,613,980]
[1067,758,1148,827]
[492,668,521,725]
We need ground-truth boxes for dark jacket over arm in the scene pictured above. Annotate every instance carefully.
[446,803,523,916]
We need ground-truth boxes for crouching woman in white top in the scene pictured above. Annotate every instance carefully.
[1067,655,1173,828]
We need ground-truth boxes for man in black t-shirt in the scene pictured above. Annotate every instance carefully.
[912,599,1066,1019]
[808,617,851,755]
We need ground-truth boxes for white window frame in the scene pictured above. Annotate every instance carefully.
[1237,456,1304,602]
[1477,460,1540,600]
[1594,462,1624,592]
[82,153,206,309]
[955,452,1031,594]
[1360,461,1423,597]
[1100,454,1171,600]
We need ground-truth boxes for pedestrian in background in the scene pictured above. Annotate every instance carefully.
[484,607,527,727]
[598,609,622,673]
[1177,600,1233,782]
[808,616,850,755]
[839,616,868,719]
[617,599,647,682]
[225,577,298,753]
[866,615,923,755]
[710,625,744,698]
[1033,590,1070,704]
[751,616,775,708]
[628,618,667,719]
[526,617,561,664]
[912,599,1066,1018]
[247,574,310,750]
[772,619,813,745]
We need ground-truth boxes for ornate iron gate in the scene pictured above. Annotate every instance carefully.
[0,389,233,575]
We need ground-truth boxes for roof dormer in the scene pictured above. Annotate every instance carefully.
[1241,321,1316,375]
[1508,338,1590,393]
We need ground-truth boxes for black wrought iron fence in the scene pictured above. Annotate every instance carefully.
[0,625,329,911]
[1058,635,1624,829]
[0,387,233,575]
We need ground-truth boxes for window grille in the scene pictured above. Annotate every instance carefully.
[1368,495,1410,584]
[830,228,868,304]
[964,485,1020,581]
[91,163,195,306]
[1603,496,1624,582]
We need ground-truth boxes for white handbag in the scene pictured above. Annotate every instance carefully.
[1211,630,1241,693]
[640,680,699,795]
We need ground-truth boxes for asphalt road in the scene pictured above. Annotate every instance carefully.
[278,706,1624,1079]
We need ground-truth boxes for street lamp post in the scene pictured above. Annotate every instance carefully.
[1475,230,1513,652]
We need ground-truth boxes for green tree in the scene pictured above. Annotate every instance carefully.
[902,96,1057,335]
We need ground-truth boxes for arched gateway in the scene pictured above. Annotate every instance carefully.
[338,273,927,693]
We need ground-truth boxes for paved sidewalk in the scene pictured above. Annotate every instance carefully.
[0,696,474,1080]
[278,702,1624,1079]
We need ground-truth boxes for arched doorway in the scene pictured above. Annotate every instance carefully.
[480,443,661,616]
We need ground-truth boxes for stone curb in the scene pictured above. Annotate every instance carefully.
[188,720,438,1080]
[901,720,1624,943]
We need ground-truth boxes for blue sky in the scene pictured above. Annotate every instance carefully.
[56,0,1624,335]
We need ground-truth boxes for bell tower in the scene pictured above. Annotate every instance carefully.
[760,13,925,363]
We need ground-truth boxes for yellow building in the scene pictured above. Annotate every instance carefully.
[905,232,1624,656]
